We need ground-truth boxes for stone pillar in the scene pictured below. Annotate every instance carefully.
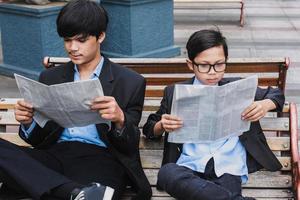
[101,0,180,57]
[0,0,179,78]
[0,3,66,79]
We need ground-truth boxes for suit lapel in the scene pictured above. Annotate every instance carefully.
[99,57,114,96]
[96,57,114,142]
[218,78,231,86]
[184,77,194,85]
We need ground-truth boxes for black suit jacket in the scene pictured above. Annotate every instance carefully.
[143,77,285,173]
[19,57,152,199]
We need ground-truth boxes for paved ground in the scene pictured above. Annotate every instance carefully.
[0,0,300,125]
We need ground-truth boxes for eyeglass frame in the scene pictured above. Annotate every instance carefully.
[189,60,227,73]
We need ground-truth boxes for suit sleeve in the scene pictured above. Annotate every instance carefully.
[106,77,146,154]
[255,86,285,111]
[18,70,63,147]
[143,86,172,140]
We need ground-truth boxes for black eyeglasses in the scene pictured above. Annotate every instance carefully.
[193,62,227,73]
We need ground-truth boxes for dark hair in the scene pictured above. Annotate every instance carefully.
[56,0,108,39]
[186,29,228,61]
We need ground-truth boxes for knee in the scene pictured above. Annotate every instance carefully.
[157,163,177,188]
[158,163,176,180]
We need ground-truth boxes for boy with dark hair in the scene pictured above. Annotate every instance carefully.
[0,0,152,199]
[143,29,284,200]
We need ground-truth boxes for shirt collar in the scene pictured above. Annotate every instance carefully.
[73,56,104,79]
[193,77,218,86]
[193,77,204,85]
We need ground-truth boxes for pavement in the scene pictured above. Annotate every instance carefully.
[0,0,300,124]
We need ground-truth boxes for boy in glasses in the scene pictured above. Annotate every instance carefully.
[143,29,284,200]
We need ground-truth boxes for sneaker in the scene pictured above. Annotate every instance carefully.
[70,183,114,200]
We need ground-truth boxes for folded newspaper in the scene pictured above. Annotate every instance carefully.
[168,76,258,143]
[14,74,111,128]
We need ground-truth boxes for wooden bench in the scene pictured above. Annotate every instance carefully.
[1,57,300,199]
[174,0,245,26]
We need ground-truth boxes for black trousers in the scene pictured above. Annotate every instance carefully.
[0,138,127,200]
[157,158,243,200]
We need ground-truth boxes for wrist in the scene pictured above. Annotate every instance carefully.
[153,120,164,137]
[23,123,31,130]
[22,120,33,129]
[263,99,276,111]
[115,111,125,129]
[159,121,164,132]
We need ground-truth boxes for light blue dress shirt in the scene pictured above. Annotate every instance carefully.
[176,77,248,184]
[21,57,107,147]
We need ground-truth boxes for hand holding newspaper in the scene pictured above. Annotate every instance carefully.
[14,74,111,128]
[168,76,258,143]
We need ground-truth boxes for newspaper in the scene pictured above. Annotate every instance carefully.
[14,74,111,128]
[168,76,258,143]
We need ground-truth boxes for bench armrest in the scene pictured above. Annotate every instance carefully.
[290,103,300,199]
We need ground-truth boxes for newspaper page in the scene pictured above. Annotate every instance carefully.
[168,76,258,143]
[14,74,111,128]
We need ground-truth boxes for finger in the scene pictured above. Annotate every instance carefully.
[16,101,33,111]
[43,56,49,68]
[91,101,112,110]
[15,110,34,118]
[242,107,260,120]
[15,115,32,123]
[164,115,181,121]
[14,110,33,117]
[164,128,173,132]
[245,111,263,121]
[93,96,114,103]
[241,103,256,117]
[161,118,181,125]
[15,106,33,114]
[162,120,183,131]
[91,97,118,110]
[163,119,183,126]
[101,113,116,121]
[164,125,182,132]
[17,100,33,108]
[15,105,32,113]
[162,114,182,122]
[98,108,115,116]
[164,124,183,129]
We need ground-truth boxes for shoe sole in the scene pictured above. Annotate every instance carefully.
[103,187,114,200]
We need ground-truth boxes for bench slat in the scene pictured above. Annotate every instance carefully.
[128,64,283,74]
[0,131,292,153]
[143,77,280,88]
[0,133,30,147]
[139,136,291,152]
[0,98,19,110]
[0,113,291,151]
[0,112,19,125]
[0,133,291,170]
[243,189,294,198]
[140,149,291,171]
[110,58,286,64]
[144,169,292,188]
[122,187,294,198]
